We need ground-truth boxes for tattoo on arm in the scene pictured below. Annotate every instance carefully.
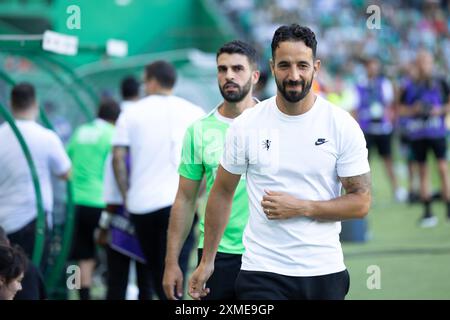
[112,146,129,200]
[340,172,372,196]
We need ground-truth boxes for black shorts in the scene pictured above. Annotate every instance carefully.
[365,133,392,157]
[410,137,448,163]
[197,249,242,300]
[70,205,102,260]
[399,135,415,162]
[236,269,350,300]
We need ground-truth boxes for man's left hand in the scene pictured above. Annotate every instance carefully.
[261,190,309,220]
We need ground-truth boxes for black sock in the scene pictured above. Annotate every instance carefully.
[79,287,90,300]
[423,200,432,218]
[447,202,450,218]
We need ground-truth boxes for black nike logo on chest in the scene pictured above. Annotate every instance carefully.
[315,138,328,146]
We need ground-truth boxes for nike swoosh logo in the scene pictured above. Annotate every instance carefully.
[315,139,328,146]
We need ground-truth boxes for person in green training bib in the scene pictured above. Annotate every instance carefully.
[163,40,260,300]
[67,99,121,300]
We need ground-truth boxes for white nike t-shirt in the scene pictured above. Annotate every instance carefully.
[221,95,370,276]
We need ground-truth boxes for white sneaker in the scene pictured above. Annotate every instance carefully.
[395,187,408,203]
[419,216,438,228]
[126,283,139,300]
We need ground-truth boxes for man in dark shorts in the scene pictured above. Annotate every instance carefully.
[354,56,406,202]
[398,50,450,227]
[67,99,121,299]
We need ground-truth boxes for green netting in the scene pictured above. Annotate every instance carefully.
[75,49,222,112]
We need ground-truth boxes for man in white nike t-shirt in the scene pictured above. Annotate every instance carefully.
[189,24,371,300]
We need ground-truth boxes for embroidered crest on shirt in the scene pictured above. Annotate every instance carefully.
[262,139,271,150]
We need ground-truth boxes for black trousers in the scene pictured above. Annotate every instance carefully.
[106,247,153,300]
[197,249,242,300]
[8,219,37,259]
[236,269,350,300]
[130,206,196,300]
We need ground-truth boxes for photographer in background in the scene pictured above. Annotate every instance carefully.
[399,50,450,227]
[354,56,405,202]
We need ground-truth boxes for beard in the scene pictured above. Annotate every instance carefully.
[275,73,314,103]
[219,77,252,103]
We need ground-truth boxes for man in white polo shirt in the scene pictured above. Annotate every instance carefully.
[112,60,205,300]
[0,83,71,258]
[0,83,71,300]
[189,24,371,300]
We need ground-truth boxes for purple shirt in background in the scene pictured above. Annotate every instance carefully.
[356,76,393,135]
[402,78,447,140]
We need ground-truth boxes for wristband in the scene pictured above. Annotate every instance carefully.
[99,210,113,229]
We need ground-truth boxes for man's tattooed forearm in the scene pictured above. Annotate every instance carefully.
[340,172,371,195]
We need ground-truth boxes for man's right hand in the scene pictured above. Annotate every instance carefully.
[163,263,184,300]
[188,262,214,300]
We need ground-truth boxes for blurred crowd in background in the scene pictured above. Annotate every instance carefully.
[220,0,450,95]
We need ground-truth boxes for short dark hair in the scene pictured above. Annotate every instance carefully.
[11,82,36,111]
[97,98,121,122]
[121,76,140,100]
[271,24,317,59]
[145,60,177,89]
[0,244,28,285]
[216,40,258,68]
